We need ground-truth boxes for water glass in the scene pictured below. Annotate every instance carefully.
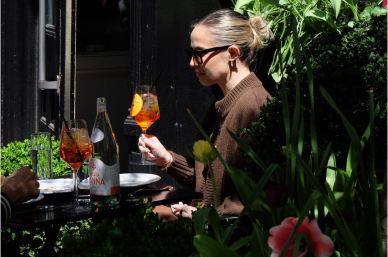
[31,132,53,179]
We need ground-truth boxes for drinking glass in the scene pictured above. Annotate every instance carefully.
[130,85,160,165]
[31,132,53,179]
[59,119,92,213]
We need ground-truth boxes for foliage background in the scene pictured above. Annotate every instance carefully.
[244,7,387,184]
[0,136,71,177]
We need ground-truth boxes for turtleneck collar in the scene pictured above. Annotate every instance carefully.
[214,72,262,117]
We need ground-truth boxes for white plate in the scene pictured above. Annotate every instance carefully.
[120,173,161,187]
[39,178,74,194]
[16,194,44,205]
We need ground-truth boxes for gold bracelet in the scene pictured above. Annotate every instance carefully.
[167,152,173,165]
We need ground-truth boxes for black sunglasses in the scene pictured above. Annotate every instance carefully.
[185,45,231,64]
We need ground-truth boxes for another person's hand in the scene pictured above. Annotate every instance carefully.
[138,134,172,166]
[1,166,40,204]
[171,202,197,219]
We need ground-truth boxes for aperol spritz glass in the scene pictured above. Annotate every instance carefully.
[130,85,160,165]
[59,119,92,213]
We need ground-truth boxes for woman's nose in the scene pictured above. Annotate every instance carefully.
[189,56,195,67]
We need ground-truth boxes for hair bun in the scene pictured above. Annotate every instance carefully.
[249,15,274,50]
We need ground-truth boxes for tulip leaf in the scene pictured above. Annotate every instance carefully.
[293,233,314,257]
[194,235,240,257]
[226,128,267,171]
[193,207,221,242]
[251,221,271,256]
[222,163,277,245]
[320,85,367,191]
[193,208,210,235]
[279,191,320,257]
[229,235,251,252]
[326,152,336,190]
[229,166,264,211]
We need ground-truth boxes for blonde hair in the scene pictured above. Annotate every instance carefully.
[192,9,273,66]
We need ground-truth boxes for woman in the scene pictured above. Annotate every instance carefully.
[139,9,273,220]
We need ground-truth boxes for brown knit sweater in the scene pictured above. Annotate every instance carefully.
[159,72,270,216]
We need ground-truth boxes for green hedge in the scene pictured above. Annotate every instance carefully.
[0,136,71,177]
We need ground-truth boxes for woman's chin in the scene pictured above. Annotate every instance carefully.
[198,78,214,87]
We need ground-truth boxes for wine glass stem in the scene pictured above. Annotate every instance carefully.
[141,129,147,165]
[73,167,80,208]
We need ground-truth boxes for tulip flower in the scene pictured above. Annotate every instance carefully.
[265,181,288,208]
[192,140,218,209]
[268,217,334,257]
[193,140,217,164]
[383,0,387,7]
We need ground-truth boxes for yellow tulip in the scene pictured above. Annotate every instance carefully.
[193,140,217,164]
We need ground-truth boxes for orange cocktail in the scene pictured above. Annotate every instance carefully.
[130,86,160,133]
[129,85,160,165]
[58,119,93,213]
[59,128,92,170]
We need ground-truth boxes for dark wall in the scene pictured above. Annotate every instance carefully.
[76,0,232,173]
[1,0,40,146]
[147,0,229,156]
[1,0,235,171]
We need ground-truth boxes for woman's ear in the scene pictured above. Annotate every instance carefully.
[228,45,240,61]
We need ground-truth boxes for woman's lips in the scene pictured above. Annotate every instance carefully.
[195,71,203,77]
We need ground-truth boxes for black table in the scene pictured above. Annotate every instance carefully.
[6,184,202,256]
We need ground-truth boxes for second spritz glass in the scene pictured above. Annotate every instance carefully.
[59,119,92,213]
[130,85,160,165]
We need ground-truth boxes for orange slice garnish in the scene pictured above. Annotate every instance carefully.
[130,93,143,117]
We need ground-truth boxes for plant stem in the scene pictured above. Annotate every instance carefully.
[208,165,218,210]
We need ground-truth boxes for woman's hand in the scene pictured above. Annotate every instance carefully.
[1,166,40,204]
[138,134,172,166]
[171,202,197,219]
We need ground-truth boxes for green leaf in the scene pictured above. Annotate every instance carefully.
[229,166,264,211]
[234,0,254,14]
[229,235,251,252]
[330,0,341,18]
[251,221,271,256]
[226,128,267,171]
[194,235,240,257]
[326,153,336,190]
[263,0,287,7]
[193,208,212,235]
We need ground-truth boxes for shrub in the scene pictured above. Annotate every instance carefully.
[0,136,72,177]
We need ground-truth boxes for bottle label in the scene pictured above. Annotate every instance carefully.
[90,128,104,143]
[89,158,120,196]
[97,105,107,112]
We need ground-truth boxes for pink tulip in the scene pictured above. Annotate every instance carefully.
[268,217,334,257]
[383,0,387,7]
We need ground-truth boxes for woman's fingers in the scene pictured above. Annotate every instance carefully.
[137,134,171,166]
